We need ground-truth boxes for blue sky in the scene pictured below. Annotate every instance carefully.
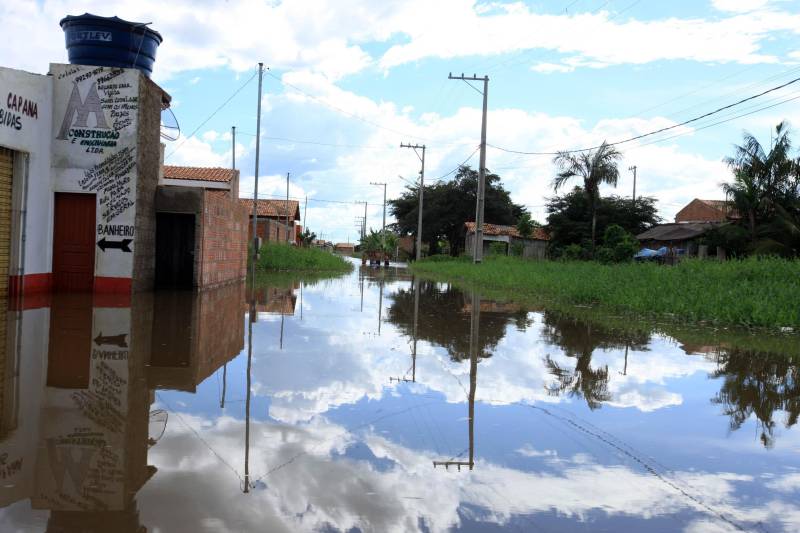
[6,0,800,242]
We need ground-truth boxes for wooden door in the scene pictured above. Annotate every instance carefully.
[53,193,96,292]
[155,213,195,289]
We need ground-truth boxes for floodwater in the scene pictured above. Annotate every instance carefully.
[0,260,799,532]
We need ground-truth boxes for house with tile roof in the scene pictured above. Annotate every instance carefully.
[161,165,239,200]
[239,199,301,244]
[675,198,738,223]
[465,222,550,259]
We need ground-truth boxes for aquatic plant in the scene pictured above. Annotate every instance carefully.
[412,256,800,330]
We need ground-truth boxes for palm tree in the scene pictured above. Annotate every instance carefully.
[723,121,799,247]
[553,142,622,252]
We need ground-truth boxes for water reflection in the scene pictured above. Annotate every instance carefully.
[0,285,243,530]
[387,279,530,361]
[712,348,800,448]
[1,265,799,532]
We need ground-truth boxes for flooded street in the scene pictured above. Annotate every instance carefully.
[1,260,799,532]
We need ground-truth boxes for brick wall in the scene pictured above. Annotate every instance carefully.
[199,191,248,288]
[194,282,245,384]
[248,217,293,244]
[675,200,726,223]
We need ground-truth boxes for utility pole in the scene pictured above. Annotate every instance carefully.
[285,172,291,243]
[303,195,308,244]
[629,165,637,205]
[449,73,489,264]
[400,143,426,261]
[231,126,236,197]
[363,201,368,240]
[251,63,265,269]
[371,182,387,254]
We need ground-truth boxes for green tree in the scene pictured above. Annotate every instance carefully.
[299,227,316,247]
[389,165,526,256]
[553,142,623,253]
[722,121,800,255]
[516,212,538,238]
[595,224,639,263]
[545,188,660,257]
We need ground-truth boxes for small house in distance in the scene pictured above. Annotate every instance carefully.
[334,242,355,255]
[636,198,738,256]
[239,199,300,244]
[465,222,549,259]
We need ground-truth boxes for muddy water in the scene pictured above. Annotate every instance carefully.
[0,262,798,532]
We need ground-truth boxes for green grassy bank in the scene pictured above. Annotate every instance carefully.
[411,256,800,330]
[255,243,352,272]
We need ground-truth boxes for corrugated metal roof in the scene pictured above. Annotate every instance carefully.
[163,165,238,183]
[464,222,549,241]
[637,222,719,241]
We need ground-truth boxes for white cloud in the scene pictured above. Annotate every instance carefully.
[3,0,799,81]
[531,62,574,74]
[712,0,771,13]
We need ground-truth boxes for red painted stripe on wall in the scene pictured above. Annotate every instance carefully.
[9,273,53,295]
[93,277,132,294]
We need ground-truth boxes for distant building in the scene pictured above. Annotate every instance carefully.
[675,199,738,223]
[161,165,239,200]
[636,221,720,252]
[240,199,301,244]
[334,242,355,254]
[464,222,549,259]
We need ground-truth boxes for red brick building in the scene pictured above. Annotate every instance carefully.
[240,199,301,244]
[161,165,239,200]
[675,199,738,223]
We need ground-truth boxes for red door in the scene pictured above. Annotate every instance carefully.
[53,193,96,292]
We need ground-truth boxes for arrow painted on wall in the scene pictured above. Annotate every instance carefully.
[93,332,128,348]
[97,238,132,252]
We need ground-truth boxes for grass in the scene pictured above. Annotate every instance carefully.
[255,243,352,272]
[411,256,800,330]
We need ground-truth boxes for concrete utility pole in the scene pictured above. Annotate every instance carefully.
[629,165,637,205]
[371,182,387,252]
[285,172,291,243]
[231,126,236,193]
[363,201,368,240]
[400,143,426,261]
[251,63,265,268]
[449,73,489,263]
[303,195,308,244]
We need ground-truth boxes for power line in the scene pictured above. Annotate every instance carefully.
[265,71,432,142]
[165,69,259,160]
[488,75,800,155]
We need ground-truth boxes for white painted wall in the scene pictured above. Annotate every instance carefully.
[0,66,53,277]
[50,64,141,280]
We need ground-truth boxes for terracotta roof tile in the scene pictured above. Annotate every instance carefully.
[465,222,549,241]
[163,165,238,183]
[239,199,301,220]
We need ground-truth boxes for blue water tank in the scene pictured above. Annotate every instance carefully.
[60,13,163,78]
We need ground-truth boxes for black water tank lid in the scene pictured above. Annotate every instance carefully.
[59,13,163,43]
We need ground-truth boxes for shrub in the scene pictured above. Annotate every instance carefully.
[510,242,524,257]
[488,242,508,256]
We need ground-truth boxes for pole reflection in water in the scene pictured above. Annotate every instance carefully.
[377,277,384,335]
[433,290,478,472]
[390,277,420,384]
[244,294,256,493]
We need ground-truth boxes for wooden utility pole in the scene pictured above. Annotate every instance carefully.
[629,165,637,205]
[400,143,426,261]
[449,73,488,263]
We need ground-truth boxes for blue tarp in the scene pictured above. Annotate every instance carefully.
[635,247,669,258]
